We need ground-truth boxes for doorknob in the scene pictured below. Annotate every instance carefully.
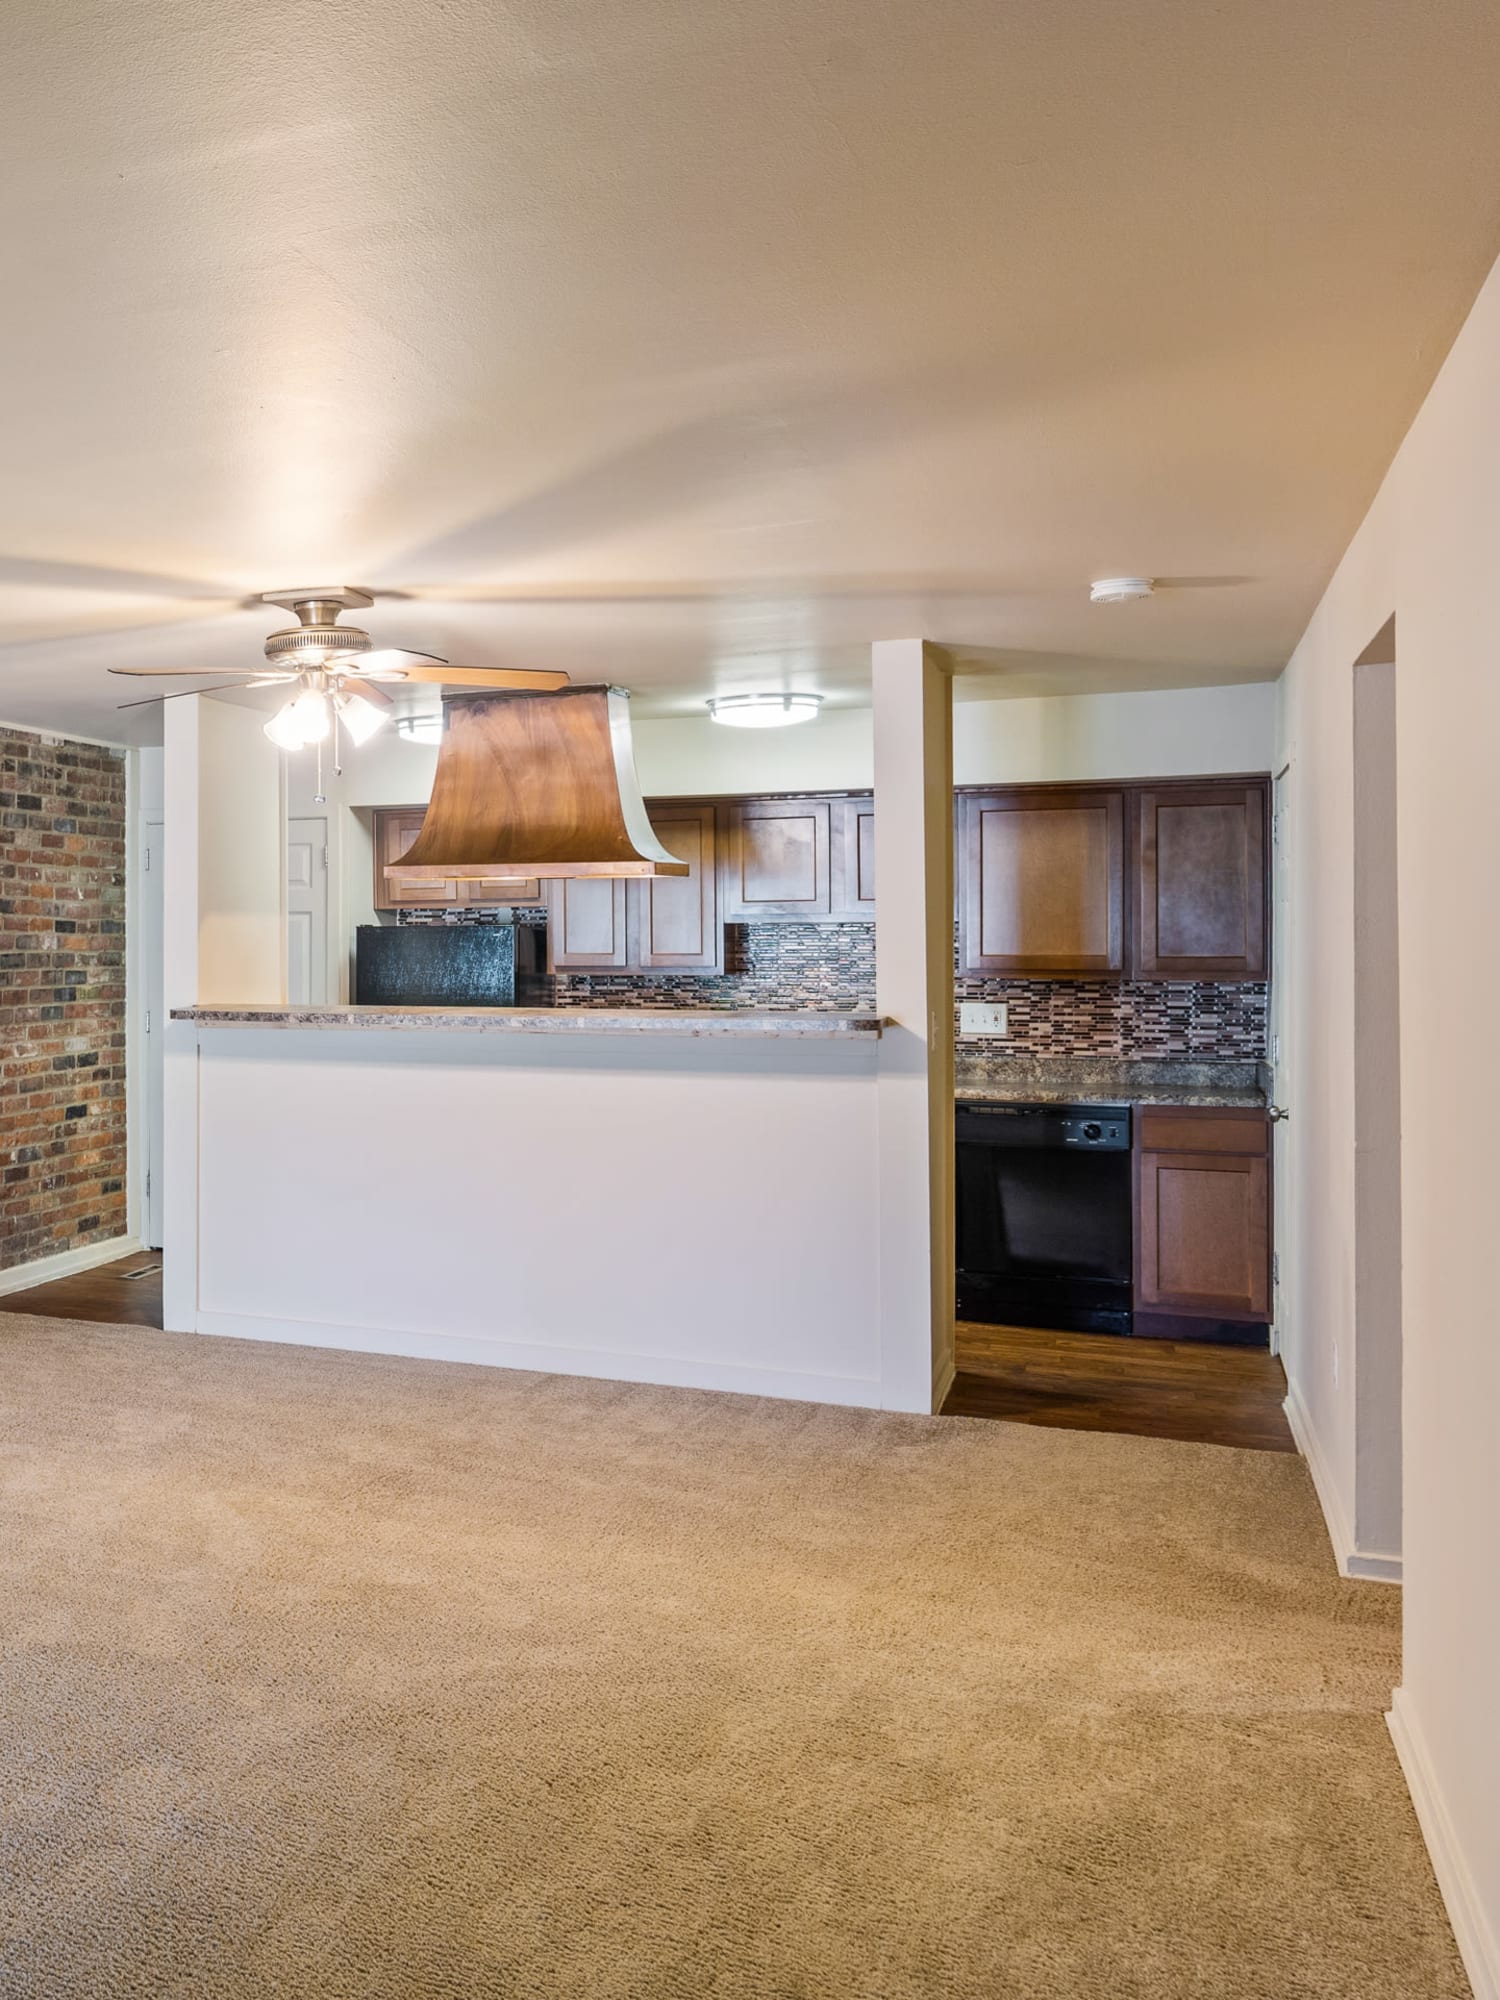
[1268,1104,1290,1123]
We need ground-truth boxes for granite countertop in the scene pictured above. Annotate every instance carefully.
[172,1005,886,1039]
[955,1055,1267,1108]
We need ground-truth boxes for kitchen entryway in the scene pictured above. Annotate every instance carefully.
[943,1319,1294,1452]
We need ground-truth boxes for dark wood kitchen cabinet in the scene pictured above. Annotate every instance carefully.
[372,808,541,911]
[1132,782,1268,979]
[723,797,833,920]
[1134,1105,1272,1331]
[546,801,723,973]
[958,787,1125,977]
[547,876,630,970]
[634,802,722,970]
[831,795,877,913]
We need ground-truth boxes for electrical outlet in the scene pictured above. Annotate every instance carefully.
[959,1001,1008,1038]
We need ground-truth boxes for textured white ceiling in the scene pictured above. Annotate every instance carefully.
[4,0,1500,741]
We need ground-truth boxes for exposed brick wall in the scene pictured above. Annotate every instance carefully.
[0,729,128,1273]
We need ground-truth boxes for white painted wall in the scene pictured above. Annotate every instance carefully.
[872,642,955,1413]
[325,680,1275,808]
[162,696,285,1333]
[167,698,285,1006]
[1277,255,1500,1999]
[187,1026,885,1406]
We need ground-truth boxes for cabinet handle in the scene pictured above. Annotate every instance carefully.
[1268,1104,1290,1123]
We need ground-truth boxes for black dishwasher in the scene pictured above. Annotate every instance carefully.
[955,1103,1133,1335]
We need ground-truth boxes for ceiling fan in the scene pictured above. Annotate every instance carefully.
[107,586,569,753]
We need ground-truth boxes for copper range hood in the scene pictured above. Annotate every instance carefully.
[385,684,689,887]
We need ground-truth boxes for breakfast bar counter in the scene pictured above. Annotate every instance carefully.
[173,1005,885,1038]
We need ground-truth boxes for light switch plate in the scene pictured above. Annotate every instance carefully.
[959,1001,1008,1037]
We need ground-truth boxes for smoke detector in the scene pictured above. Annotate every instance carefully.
[1090,577,1155,605]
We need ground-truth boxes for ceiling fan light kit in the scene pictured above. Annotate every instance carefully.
[110,587,693,883]
[706,692,823,728]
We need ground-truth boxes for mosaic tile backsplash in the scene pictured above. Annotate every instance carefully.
[396,907,1268,1056]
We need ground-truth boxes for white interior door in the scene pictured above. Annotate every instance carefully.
[287,816,329,1005]
[142,817,165,1250]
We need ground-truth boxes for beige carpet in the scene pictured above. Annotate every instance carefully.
[0,1314,1467,2000]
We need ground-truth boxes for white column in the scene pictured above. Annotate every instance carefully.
[161,696,284,1331]
[873,639,955,1412]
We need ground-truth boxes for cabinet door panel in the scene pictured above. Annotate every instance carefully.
[546,877,629,970]
[1134,783,1267,979]
[725,800,832,919]
[377,808,540,908]
[1137,1151,1270,1318]
[459,875,542,906]
[831,796,876,914]
[636,804,721,970]
[376,810,455,908]
[959,789,1123,976]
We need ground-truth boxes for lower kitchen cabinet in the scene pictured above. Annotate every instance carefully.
[1134,1106,1272,1332]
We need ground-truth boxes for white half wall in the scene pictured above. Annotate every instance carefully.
[184,1027,885,1407]
[1277,252,1500,1999]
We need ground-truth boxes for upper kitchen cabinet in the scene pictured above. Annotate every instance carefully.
[724,797,832,920]
[547,800,723,974]
[634,801,722,971]
[372,807,542,911]
[958,788,1125,978]
[1131,782,1268,980]
[830,796,877,915]
[548,876,630,970]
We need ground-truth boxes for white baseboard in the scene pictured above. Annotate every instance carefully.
[0,1235,143,1299]
[1282,1380,1402,1584]
[194,1308,887,1411]
[1389,1688,1500,2000]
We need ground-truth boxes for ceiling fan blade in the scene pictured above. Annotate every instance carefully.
[352,647,448,674]
[116,678,272,709]
[338,675,394,707]
[391,666,572,690]
[107,665,287,676]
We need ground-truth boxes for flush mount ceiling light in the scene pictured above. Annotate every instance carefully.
[393,711,445,744]
[1089,576,1156,604]
[706,692,823,729]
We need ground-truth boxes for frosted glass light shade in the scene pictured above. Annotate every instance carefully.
[336,692,387,745]
[263,689,331,749]
[706,693,822,729]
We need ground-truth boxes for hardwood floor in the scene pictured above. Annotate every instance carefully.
[943,1320,1295,1452]
[0,1252,164,1329]
[0,1263,1290,1453]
